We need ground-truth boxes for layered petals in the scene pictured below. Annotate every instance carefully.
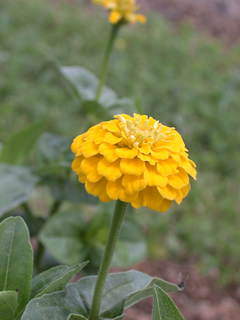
[71,114,197,212]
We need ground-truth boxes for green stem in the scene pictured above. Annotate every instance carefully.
[49,199,62,216]
[21,202,34,219]
[88,200,128,320]
[35,242,45,273]
[95,23,120,101]
[21,202,43,235]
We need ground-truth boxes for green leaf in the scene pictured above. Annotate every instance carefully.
[30,262,89,299]
[125,277,181,309]
[22,270,181,320]
[86,210,147,268]
[58,66,117,106]
[69,270,180,317]
[152,285,184,320]
[113,218,147,267]
[82,100,112,121]
[82,98,137,122]
[0,122,44,165]
[107,98,136,116]
[0,165,39,216]
[67,314,87,320]
[34,133,73,167]
[99,316,125,320]
[39,210,87,265]
[0,217,33,316]
[21,291,71,320]
[40,208,146,270]
[0,291,18,320]
[49,176,97,204]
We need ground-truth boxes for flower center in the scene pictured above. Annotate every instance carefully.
[116,114,166,148]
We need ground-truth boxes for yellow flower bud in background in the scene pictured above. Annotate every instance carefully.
[93,0,146,24]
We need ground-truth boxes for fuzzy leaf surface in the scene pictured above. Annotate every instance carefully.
[0,217,33,316]
[0,122,44,165]
[0,291,18,320]
[0,165,39,216]
[30,262,88,299]
[22,270,180,320]
[152,285,184,320]
[59,66,117,106]
[39,210,87,265]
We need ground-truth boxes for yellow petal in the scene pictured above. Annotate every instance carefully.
[181,184,190,197]
[97,158,122,181]
[175,191,183,204]
[106,178,123,200]
[177,161,197,180]
[156,198,172,212]
[72,156,84,175]
[115,147,138,159]
[104,132,122,144]
[144,163,168,187]
[157,158,179,176]
[78,174,86,183]
[98,143,119,162]
[91,128,107,144]
[109,10,122,24]
[138,144,151,155]
[120,157,145,176]
[168,169,189,189]
[136,14,146,23]
[137,153,157,165]
[153,140,173,150]
[102,120,120,133]
[82,140,99,158]
[170,153,181,162]
[122,175,147,195]
[131,186,170,212]
[71,135,83,153]
[80,157,102,182]
[85,178,111,202]
[151,149,169,160]
[189,159,197,168]
[157,184,177,201]
[175,184,191,204]
[106,179,136,202]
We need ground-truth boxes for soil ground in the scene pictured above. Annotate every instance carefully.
[139,0,240,43]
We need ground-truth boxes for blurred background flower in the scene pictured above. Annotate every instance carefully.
[93,0,146,24]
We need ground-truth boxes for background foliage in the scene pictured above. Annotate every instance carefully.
[1,0,240,285]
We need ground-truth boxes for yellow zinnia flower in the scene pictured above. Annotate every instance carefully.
[93,0,146,24]
[71,114,196,212]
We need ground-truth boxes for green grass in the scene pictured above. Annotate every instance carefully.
[1,0,240,284]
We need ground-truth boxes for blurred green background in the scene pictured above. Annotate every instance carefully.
[1,0,240,285]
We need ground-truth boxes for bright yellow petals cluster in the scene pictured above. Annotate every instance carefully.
[93,0,146,24]
[71,114,196,212]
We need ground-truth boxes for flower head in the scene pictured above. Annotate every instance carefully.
[93,0,146,24]
[72,114,196,212]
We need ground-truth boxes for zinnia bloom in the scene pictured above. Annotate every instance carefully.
[93,0,146,24]
[71,114,196,212]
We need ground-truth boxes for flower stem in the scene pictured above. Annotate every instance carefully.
[88,200,128,320]
[95,23,120,101]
